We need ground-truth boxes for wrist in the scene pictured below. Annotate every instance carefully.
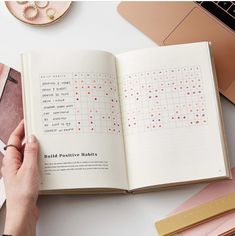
[4,203,37,236]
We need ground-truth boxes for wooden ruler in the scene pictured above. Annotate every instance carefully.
[155,192,235,236]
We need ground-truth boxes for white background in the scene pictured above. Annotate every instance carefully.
[0,2,235,236]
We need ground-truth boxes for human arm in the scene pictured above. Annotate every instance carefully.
[1,120,40,236]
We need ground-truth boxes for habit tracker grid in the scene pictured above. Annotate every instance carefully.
[40,65,207,136]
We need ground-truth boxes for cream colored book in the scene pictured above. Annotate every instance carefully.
[21,42,231,194]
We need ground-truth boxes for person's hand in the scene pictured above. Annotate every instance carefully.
[1,120,40,236]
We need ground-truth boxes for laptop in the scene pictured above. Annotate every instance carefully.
[118,1,235,104]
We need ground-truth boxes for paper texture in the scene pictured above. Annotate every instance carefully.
[22,50,128,191]
[116,42,229,190]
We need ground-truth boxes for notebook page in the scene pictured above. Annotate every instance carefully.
[22,50,128,191]
[116,42,229,190]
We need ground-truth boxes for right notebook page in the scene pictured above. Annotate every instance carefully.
[116,42,230,190]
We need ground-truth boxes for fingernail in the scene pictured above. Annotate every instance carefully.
[28,135,36,143]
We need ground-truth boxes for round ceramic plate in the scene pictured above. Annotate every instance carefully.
[5,1,72,26]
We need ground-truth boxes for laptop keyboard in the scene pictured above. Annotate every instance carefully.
[196,1,235,31]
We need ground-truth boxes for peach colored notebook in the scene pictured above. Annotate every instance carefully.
[170,167,235,235]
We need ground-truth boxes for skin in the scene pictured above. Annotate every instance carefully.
[1,120,39,236]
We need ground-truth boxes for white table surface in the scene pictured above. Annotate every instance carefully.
[0,2,235,236]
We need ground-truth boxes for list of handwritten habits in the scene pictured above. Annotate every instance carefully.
[40,72,122,135]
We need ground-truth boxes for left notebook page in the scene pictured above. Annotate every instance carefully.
[21,50,128,191]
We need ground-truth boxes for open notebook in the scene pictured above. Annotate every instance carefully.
[21,42,230,194]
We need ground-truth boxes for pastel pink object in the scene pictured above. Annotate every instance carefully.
[207,215,235,236]
[169,168,235,236]
[0,64,3,76]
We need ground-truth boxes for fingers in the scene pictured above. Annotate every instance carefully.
[7,120,25,148]
[22,135,39,171]
[3,119,39,178]
[3,120,25,176]
[6,120,25,159]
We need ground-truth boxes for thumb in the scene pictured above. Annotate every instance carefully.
[22,135,39,169]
